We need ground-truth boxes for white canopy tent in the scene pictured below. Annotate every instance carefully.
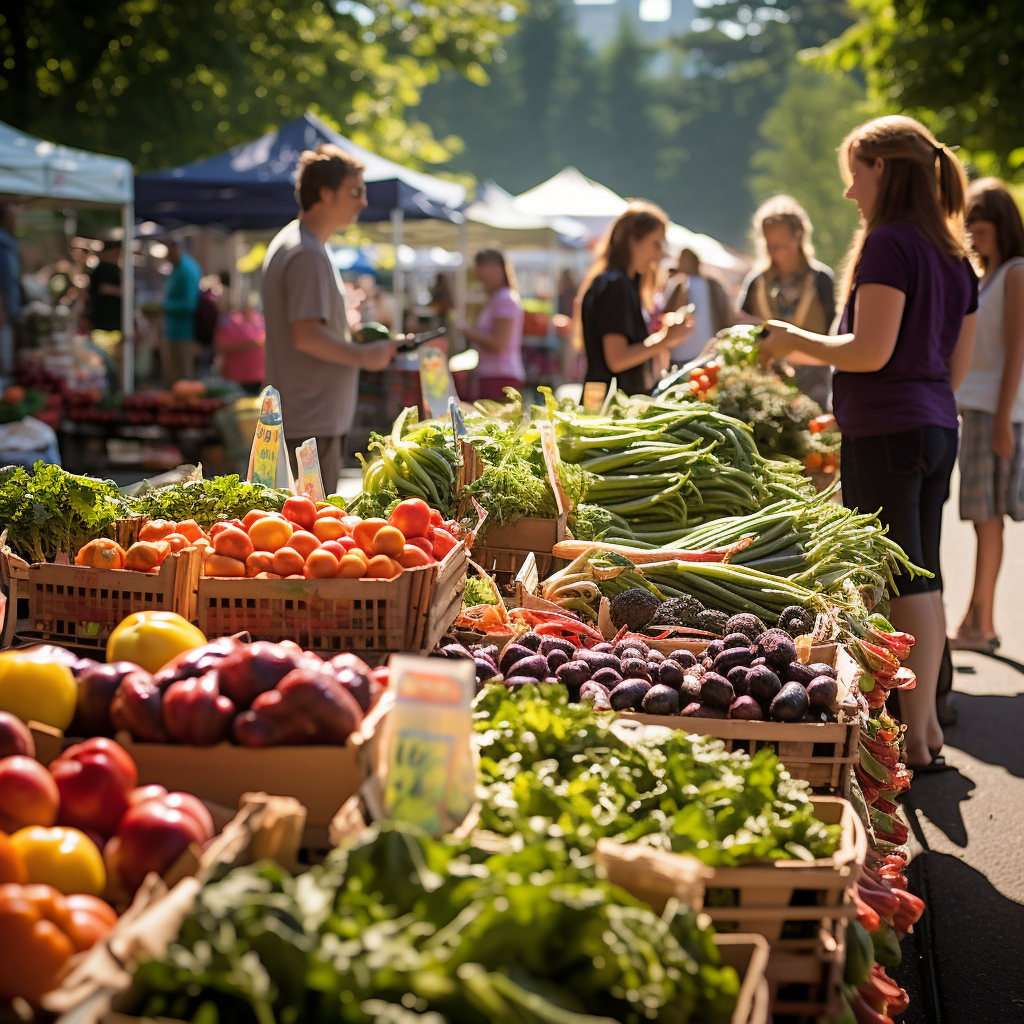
[515,166,746,273]
[0,120,136,392]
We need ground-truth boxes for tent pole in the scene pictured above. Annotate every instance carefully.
[232,231,245,308]
[391,208,404,334]
[456,219,468,350]
[121,202,135,395]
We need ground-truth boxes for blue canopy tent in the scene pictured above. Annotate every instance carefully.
[135,112,466,326]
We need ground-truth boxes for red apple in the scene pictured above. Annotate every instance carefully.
[51,739,138,838]
[71,662,151,738]
[0,755,60,832]
[128,784,168,806]
[0,711,35,759]
[114,797,212,892]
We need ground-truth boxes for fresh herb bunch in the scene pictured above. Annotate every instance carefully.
[462,575,499,607]
[126,821,740,1024]
[701,367,837,462]
[713,325,763,368]
[128,474,289,528]
[0,462,123,562]
[474,684,840,866]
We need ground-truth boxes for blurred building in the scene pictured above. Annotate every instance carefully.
[572,0,695,49]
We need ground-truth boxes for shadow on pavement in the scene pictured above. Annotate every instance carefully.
[895,852,1024,1024]
[903,768,975,848]
[943,692,1024,778]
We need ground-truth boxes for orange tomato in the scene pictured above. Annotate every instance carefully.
[346,547,369,568]
[287,530,320,560]
[312,517,346,543]
[397,544,435,569]
[74,538,127,571]
[337,554,367,578]
[804,451,824,471]
[431,528,458,560]
[315,505,345,521]
[253,571,282,579]
[213,526,254,561]
[352,518,388,554]
[249,516,293,552]
[371,525,406,558]
[125,540,169,572]
[388,498,432,539]
[271,547,306,576]
[162,533,190,553]
[242,509,273,530]
[139,519,177,542]
[364,554,401,579]
[246,551,275,577]
[209,519,245,540]
[304,550,340,579]
[174,520,206,543]
[204,553,247,577]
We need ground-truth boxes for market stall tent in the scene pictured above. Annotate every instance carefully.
[515,167,745,273]
[0,120,136,392]
[135,112,467,330]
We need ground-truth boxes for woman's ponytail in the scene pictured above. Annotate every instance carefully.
[936,145,967,239]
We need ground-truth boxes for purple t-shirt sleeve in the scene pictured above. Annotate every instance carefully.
[489,290,520,321]
[855,227,910,293]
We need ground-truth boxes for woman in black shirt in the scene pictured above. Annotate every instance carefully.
[577,201,693,395]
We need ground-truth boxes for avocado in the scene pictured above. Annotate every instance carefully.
[592,666,623,688]
[675,650,699,670]
[499,643,535,676]
[609,678,652,711]
[701,672,735,711]
[726,665,750,696]
[658,659,685,689]
[556,660,591,690]
[539,636,576,659]
[729,695,764,720]
[642,683,681,715]
[747,666,782,708]
[722,632,754,650]
[620,657,650,681]
[770,681,810,721]
[755,628,798,670]
[546,649,570,673]
[807,675,839,708]
[782,661,817,686]
[518,631,543,651]
[713,646,755,675]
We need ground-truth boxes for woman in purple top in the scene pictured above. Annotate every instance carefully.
[760,115,978,771]
[461,249,526,402]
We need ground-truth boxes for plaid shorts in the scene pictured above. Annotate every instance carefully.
[958,408,1024,522]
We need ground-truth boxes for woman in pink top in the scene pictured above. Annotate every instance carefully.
[461,249,525,401]
[214,306,266,396]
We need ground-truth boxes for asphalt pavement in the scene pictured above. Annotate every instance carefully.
[894,470,1024,1024]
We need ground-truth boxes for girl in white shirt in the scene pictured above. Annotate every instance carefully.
[952,179,1024,652]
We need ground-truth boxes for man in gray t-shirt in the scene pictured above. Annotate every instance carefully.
[262,144,399,493]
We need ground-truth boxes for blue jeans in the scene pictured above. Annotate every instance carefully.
[840,425,958,595]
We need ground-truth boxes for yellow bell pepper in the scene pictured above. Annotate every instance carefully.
[10,826,106,896]
[106,611,207,674]
[0,650,77,731]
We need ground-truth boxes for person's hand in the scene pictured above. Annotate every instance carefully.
[660,310,695,345]
[757,320,796,369]
[993,416,1016,460]
[358,339,402,372]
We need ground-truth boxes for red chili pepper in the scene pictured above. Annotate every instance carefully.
[858,881,899,920]
[851,886,881,932]
[892,888,925,929]
[851,991,896,1024]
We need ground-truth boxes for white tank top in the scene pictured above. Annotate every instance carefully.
[956,256,1024,420]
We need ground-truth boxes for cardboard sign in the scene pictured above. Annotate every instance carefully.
[295,438,326,503]
[419,345,461,419]
[384,653,476,836]
[582,381,607,413]
[247,386,295,492]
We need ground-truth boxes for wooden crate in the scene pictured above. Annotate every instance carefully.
[473,514,566,583]
[616,643,860,795]
[1,544,202,652]
[716,934,771,1024]
[196,542,468,656]
[42,792,308,1020]
[763,919,846,1024]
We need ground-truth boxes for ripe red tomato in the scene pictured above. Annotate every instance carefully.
[388,498,432,539]
[282,496,317,532]
[431,528,458,559]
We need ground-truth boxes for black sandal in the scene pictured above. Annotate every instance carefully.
[910,754,956,774]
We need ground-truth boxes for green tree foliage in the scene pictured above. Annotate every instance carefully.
[749,64,875,270]
[416,0,854,247]
[826,0,1024,178]
[0,0,521,171]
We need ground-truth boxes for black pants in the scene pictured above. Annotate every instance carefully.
[840,425,958,595]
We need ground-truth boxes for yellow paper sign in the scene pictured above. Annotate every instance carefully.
[247,385,295,491]
[384,654,476,836]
